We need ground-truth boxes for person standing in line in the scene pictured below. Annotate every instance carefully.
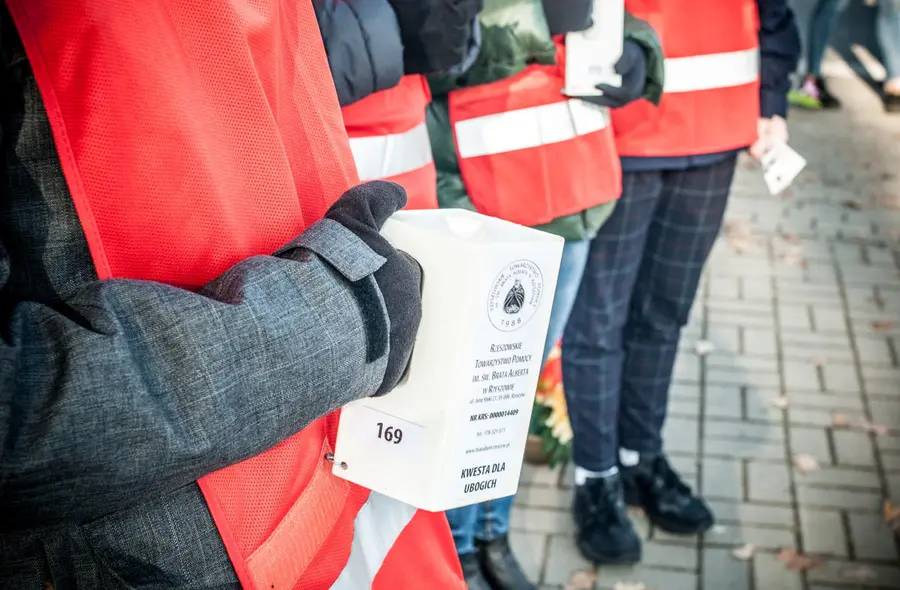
[425,0,665,587]
[0,1,478,588]
[789,0,849,109]
[875,0,900,111]
[315,0,483,208]
[560,0,800,565]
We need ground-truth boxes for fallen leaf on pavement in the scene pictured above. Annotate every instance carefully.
[841,566,877,581]
[612,583,649,590]
[884,500,900,532]
[732,544,756,561]
[841,200,863,210]
[694,340,716,356]
[831,412,850,428]
[860,420,889,436]
[777,549,823,572]
[872,320,895,332]
[793,454,821,474]
[565,570,598,590]
[778,244,807,267]
[771,396,790,410]
[723,220,760,254]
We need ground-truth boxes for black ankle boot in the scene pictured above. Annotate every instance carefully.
[572,473,642,564]
[460,552,493,590]
[477,535,536,590]
[621,453,714,535]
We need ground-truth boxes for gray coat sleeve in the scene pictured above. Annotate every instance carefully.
[0,219,390,527]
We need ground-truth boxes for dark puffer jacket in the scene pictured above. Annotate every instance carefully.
[314,0,483,106]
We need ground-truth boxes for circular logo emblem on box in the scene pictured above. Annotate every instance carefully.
[487,260,544,332]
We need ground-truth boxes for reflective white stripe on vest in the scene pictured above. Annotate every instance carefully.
[330,492,417,589]
[664,48,760,93]
[349,122,434,181]
[455,99,609,159]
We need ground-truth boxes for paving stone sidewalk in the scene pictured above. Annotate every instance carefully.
[509,56,900,589]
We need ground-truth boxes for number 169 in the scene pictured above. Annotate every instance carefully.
[376,422,403,444]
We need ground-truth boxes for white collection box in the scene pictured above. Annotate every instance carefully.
[332,209,564,511]
[563,0,626,96]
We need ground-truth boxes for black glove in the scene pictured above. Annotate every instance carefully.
[578,40,648,109]
[323,181,423,396]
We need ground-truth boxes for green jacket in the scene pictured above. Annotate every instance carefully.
[426,12,664,241]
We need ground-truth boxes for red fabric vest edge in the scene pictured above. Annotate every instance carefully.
[342,75,438,211]
[612,0,761,158]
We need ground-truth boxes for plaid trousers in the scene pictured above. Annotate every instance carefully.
[561,156,738,471]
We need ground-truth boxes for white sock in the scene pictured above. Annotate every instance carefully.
[619,448,640,467]
[574,465,618,486]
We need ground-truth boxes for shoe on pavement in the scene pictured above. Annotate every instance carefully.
[621,453,714,535]
[884,93,900,114]
[477,535,536,590]
[572,472,642,565]
[814,76,841,109]
[788,76,823,109]
[460,551,493,590]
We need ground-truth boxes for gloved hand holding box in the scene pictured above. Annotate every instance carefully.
[332,209,564,511]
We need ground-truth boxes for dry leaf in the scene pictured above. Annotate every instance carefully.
[694,340,716,356]
[723,220,760,254]
[884,500,900,532]
[771,396,790,410]
[831,412,850,428]
[793,453,821,474]
[565,570,598,590]
[860,420,889,436]
[841,200,863,210]
[841,566,877,581]
[612,583,649,590]
[872,320,895,332]
[778,244,807,267]
[777,549,823,572]
[731,544,756,561]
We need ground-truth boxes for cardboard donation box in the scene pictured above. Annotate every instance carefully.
[563,0,625,96]
[332,209,564,511]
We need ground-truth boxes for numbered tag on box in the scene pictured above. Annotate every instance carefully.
[761,143,807,196]
[336,404,426,463]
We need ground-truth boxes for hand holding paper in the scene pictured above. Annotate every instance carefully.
[749,115,789,160]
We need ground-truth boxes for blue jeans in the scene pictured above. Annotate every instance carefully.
[446,239,591,555]
[877,0,900,79]
[807,0,850,76]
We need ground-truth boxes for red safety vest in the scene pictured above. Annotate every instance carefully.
[342,75,438,210]
[448,42,621,228]
[612,0,761,157]
[6,2,464,589]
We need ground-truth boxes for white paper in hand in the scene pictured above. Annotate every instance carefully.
[563,0,625,96]
[761,143,806,196]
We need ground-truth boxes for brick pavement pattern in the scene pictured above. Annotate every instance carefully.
[509,54,900,589]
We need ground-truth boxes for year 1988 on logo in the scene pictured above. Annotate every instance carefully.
[487,260,543,332]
